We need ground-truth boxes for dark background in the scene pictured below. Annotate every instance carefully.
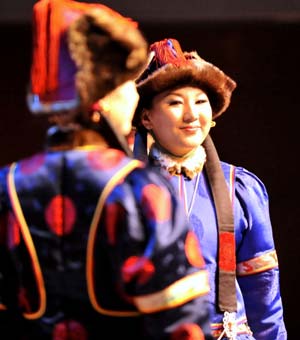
[0,1,299,338]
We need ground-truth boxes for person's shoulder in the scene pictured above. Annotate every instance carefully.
[223,162,269,200]
[235,165,265,186]
[126,162,176,195]
[220,161,265,184]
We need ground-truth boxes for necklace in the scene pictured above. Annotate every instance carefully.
[149,143,206,179]
[178,173,201,218]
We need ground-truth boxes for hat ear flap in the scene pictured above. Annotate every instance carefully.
[133,126,149,162]
[68,7,148,110]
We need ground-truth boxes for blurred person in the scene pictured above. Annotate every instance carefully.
[0,3,213,340]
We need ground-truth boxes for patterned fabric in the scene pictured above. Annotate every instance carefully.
[149,154,287,340]
[0,145,213,339]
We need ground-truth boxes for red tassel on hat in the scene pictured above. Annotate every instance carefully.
[150,38,189,68]
[48,0,62,94]
[31,0,49,96]
[31,0,82,97]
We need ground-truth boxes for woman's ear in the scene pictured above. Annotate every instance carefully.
[141,108,152,130]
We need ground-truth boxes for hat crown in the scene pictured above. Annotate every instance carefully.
[136,38,236,118]
[27,0,106,114]
[137,38,190,84]
[67,6,148,111]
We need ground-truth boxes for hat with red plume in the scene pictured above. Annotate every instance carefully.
[135,38,236,121]
[27,0,113,114]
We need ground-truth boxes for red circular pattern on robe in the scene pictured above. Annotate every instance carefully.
[19,154,45,174]
[141,184,170,222]
[105,202,124,245]
[45,195,76,236]
[171,323,205,340]
[52,320,88,340]
[87,149,124,170]
[7,211,21,249]
[185,231,205,268]
[122,255,155,285]
[7,212,21,249]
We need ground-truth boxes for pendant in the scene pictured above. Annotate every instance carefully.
[217,311,237,340]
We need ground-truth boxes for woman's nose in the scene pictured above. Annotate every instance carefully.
[183,103,198,122]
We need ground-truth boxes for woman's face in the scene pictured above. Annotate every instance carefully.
[141,86,213,156]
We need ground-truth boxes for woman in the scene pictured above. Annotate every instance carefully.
[0,3,213,339]
[133,38,287,340]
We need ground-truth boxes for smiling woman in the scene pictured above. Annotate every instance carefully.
[133,38,287,340]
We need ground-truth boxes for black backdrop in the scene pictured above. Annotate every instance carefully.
[0,20,299,338]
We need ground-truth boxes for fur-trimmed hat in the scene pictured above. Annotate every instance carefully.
[135,38,236,120]
[67,6,148,111]
[27,0,121,114]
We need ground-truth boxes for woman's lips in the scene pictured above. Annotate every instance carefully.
[180,126,201,133]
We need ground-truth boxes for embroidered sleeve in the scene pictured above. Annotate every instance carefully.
[235,166,276,264]
[234,166,287,340]
[236,250,278,276]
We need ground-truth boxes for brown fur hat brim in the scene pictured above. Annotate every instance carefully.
[137,50,236,119]
[68,6,148,110]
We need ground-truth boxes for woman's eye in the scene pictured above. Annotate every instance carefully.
[195,98,208,105]
[168,99,182,106]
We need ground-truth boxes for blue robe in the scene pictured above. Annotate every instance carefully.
[0,144,213,339]
[155,160,287,340]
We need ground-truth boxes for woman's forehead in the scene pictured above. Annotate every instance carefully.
[155,86,208,100]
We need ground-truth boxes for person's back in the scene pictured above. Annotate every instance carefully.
[0,135,210,338]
